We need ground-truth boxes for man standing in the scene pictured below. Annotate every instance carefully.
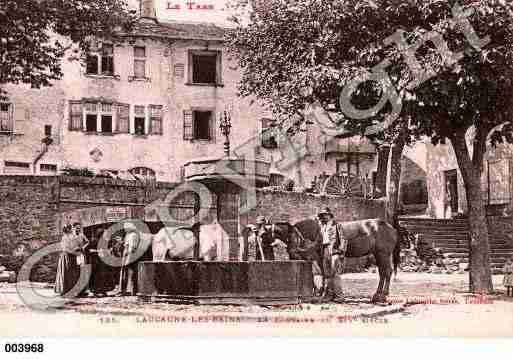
[72,222,90,297]
[254,215,275,260]
[118,222,141,296]
[317,207,347,302]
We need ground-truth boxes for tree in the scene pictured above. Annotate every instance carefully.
[0,0,136,97]
[227,0,513,293]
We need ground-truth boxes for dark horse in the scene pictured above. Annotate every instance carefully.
[267,218,405,303]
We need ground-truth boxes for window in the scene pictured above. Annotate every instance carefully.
[134,106,146,135]
[261,118,278,149]
[69,101,163,137]
[100,103,113,134]
[101,45,114,75]
[69,101,83,131]
[130,167,156,179]
[116,103,130,133]
[44,125,52,137]
[83,102,114,133]
[183,109,215,141]
[86,55,99,75]
[0,103,13,133]
[4,161,30,174]
[336,153,360,176]
[40,164,57,173]
[193,111,213,140]
[86,44,114,76]
[134,46,146,78]
[85,102,98,132]
[149,105,163,135]
[188,50,221,85]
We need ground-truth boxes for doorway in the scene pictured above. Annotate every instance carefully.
[444,169,459,214]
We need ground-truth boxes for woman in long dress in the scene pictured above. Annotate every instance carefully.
[88,228,116,296]
[54,225,81,296]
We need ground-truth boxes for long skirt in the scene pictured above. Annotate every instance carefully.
[89,253,116,294]
[54,252,80,295]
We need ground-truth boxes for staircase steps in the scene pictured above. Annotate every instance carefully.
[399,217,513,273]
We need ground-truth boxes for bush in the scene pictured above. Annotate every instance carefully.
[282,178,295,192]
[61,167,95,177]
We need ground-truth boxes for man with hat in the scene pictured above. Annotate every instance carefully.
[118,222,141,296]
[317,207,347,302]
[253,215,275,260]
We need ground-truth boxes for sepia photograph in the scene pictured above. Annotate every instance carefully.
[0,0,513,346]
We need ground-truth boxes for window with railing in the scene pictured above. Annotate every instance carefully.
[0,103,13,134]
[68,101,163,136]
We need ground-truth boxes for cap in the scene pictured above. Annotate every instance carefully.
[317,207,334,218]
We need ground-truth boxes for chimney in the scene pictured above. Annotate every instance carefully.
[140,0,157,22]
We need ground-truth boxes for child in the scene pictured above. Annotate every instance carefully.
[503,256,513,297]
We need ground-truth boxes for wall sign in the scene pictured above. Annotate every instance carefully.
[166,1,215,10]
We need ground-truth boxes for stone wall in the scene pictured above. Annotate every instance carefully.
[0,175,179,282]
[245,189,386,225]
[0,176,60,281]
[0,175,387,282]
[243,189,386,272]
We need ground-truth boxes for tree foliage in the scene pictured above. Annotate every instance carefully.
[227,0,513,144]
[227,0,513,292]
[0,0,136,96]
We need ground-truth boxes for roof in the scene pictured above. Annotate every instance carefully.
[121,19,227,41]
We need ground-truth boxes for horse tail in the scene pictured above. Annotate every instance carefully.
[390,219,402,277]
[393,235,401,277]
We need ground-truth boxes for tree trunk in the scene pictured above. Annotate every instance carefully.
[450,132,493,294]
[385,136,406,225]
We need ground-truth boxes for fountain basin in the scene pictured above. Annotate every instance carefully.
[181,157,271,187]
[138,260,313,305]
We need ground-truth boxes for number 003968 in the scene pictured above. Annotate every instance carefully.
[4,343,44,353]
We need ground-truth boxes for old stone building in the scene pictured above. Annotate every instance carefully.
[0,0,432,207]
[423,131,513,219]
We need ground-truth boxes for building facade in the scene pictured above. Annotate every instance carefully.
[0,3,384,191]
[0,0,432,207]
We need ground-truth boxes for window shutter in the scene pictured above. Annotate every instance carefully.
[183,110,193,140]
[209,111,216,142]
[149,105,163,135]
[69,101,83,131]
[216,50,223,85]
[116,103,130,133]
[13,103,25,134]
[145,47,151,80]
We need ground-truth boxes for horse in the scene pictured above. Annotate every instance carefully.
[269,218,407,303]
[152,222,220,262]
[240,221,325,293]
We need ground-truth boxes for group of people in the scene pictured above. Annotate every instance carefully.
[54,221,142,298]
[249,207,348,301]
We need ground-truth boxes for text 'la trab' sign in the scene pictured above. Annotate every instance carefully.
[165,1,216,10]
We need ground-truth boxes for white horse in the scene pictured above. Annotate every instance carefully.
[152,222,220,262]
